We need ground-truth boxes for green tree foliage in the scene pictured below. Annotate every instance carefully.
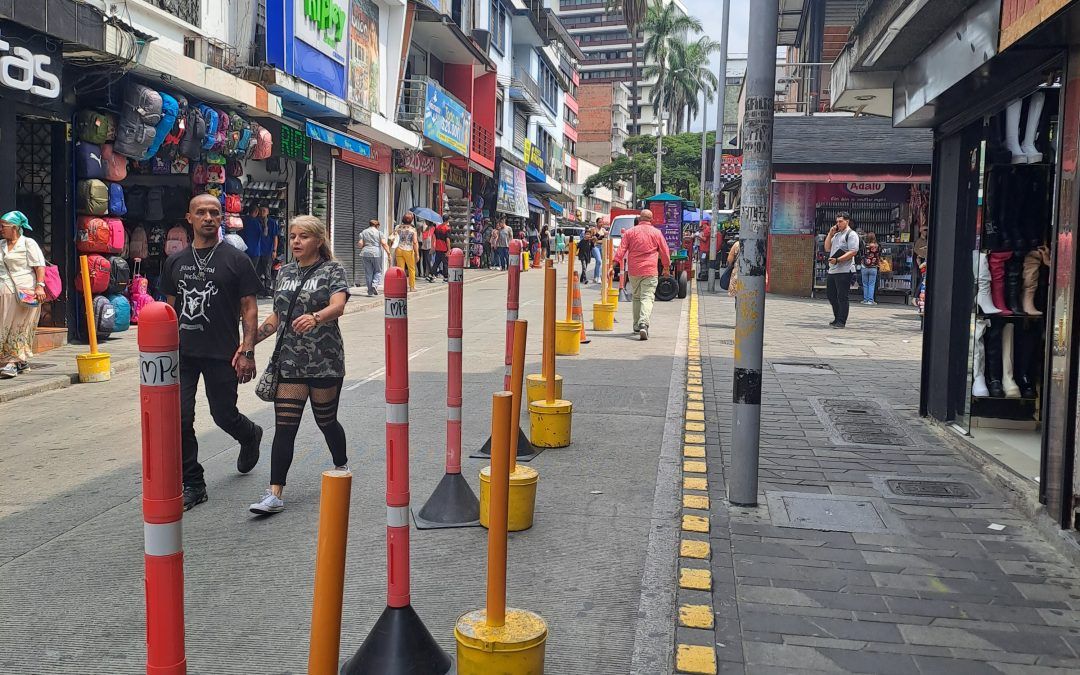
[584,131,717,205]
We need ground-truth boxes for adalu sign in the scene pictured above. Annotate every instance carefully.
[423,81,471,156]
[0,25,60,101]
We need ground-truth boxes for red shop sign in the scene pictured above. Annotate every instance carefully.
[339,141,392,174]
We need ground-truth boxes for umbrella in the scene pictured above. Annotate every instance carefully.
[411,207,443,224]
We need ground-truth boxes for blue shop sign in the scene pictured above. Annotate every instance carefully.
[423,81,471,157]
[265,0,348,100]
[306,121,372,156]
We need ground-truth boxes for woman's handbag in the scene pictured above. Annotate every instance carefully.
[718,264,733,291]
[879,256,893,274]
[255,261,324,402]
[16,289,38,306]
[42,263,62,301]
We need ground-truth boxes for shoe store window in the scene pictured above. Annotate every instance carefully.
[963,78,1060,483]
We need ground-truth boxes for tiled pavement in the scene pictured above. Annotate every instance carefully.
[681,288,1080,674]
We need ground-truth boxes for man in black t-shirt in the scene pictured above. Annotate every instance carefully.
[161,194,264,511]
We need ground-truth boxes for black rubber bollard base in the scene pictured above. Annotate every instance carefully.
[340,604,452,675]
[413,471,481,529]
[469,425,542,461]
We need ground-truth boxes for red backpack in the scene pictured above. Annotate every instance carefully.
[77,216,112,254]
[75,254,111,294]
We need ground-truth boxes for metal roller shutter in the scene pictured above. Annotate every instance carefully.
[331,162,380,285]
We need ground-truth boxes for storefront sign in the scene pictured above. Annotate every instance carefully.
[423,81,471,156]
[496,164,529,218]
[340,140,391,173]
[771,182,816,235]
[441,160,469,189]
[396,149,437,176]
[1000,0,1069,51]
[522,139,546,182]
[0,26,60,100]
[306,120,371,156]
[278,124,312,163]
[348,0,379,113]
[845,182,886,196]
[266,1,347,98]
[660,202,682,249]
[297,0,348,63]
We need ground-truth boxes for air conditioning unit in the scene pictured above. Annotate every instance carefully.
[184,36,238,73]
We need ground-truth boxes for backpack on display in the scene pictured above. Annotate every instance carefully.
[113,116,157,159]
[78,179,109,215]
[144,92,179,160]
[129,260,153,324]
[146,187,165,221]
[192,163,209,185]
[165,225,190,256]
[107,293,131,332]
[206,165,225,184]
[129,225,149,259]
[252,125,273,160]
[77,216,111,254]
[76,110,117,145]
[226,158,244,177]
[101,144,128,181]
[107,255,131,294]
[213,111,229,151]
[93,294,116,339]
[160,95,187,160]
[108,183,127,216]
[205,151,227,165]
[236,126,253,158]
[105,217,125,253]
[151,157,171,175]
[123,84,163,125]
[147,224,166,256]
[76,254,111,294]
[226,215,245,233]
[76,142,105,179]
[125,185,147,220]
[225,176,243,195]
[225,194,242,214]
[198,105,219,150]
[179,105,206,158]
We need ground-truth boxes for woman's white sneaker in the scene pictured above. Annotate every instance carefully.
[249,490,284,514]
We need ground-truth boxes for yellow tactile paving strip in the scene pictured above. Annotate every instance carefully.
[675,288,718,674]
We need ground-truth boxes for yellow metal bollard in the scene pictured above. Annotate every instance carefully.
[525,373,563,403]
[529,263,572,448]
[526,261,565,401]
[308,469,353,675]
[76,255,111,383]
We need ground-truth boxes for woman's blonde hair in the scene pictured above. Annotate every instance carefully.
[289,215,334,261]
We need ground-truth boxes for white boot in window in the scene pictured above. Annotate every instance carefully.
[1002,324,1021,398]
[974,252,1002,314]
[1020,92,1045,163]
[972,319,990,397]
[1005,99,1026,164]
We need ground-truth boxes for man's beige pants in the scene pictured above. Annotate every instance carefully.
[629,274,659,330]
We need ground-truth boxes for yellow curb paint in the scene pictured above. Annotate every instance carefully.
[683,494,710,510]
[687,401,705,411]
[683,460,706,473]
[686,410,705,421]
[679,604,715,630]
[683,445,705,458]
[687,378,702,386]
[681,515,709,533]
[684,434,706,445]
[679,539,710,559]
[676,644,717,674]
[679,567,712,591]
[687,386,703,394]
[683,476,707,490]
[685,421,706,432]
[688,392,703,401]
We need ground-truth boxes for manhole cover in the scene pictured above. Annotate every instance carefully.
[809,398,914,448]
[766,491,905,534]
[773,362,836,375]
[886,479,979,500]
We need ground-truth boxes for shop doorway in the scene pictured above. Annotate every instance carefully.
[332,161,379,284]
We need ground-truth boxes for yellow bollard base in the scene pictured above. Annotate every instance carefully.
[455,608,548,675]
[76,352,112,383]
[607,288,620,310]
[554,320,581,356]
[525,373,563,403]
[592,302,616,331]
[528,399,573,448]
[522,252,530,270]
[479,465,539,531]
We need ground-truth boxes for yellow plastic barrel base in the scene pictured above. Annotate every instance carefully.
[554,320,581,356]
[479,465,539,531]
[592,302,615,331]
[606,288,620,310]
[528,399,572,448]
[522,252,530,270]
[455,608,548,675]
[76,352,112,383]
[525,373,564,403]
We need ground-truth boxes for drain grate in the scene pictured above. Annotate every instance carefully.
[885,479,979,500]
[809,398,914,448]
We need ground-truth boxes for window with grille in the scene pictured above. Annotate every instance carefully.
[490,0,507,53]
[145,0,201,27]
[513,108,527,150]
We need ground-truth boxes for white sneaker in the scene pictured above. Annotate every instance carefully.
[334,464,350,473]
[249,490,284,514]
[0,363,17,379]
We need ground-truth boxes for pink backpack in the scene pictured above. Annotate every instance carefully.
[101,143,128,182]
[165,225,190,256]
[129,259,153,325]
[252,126,273,160]
[105,217,125,254]
[129,225,149,259]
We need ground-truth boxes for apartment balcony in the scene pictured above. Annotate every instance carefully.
[472,123,496,170]
[508,66,544,116]
[611,123,629,138]
[398,76,472,155]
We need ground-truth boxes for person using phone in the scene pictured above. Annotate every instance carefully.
[824,211,859,328]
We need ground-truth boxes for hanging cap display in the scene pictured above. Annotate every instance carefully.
[1,210,31,231]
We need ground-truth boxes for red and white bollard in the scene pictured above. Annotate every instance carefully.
[473,241,538,461]
[342,267,451,674]
[139,301,186,675]
[415,249,481,529]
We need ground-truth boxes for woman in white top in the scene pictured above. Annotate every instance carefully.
[0,210,46,379]
[393,213,419,292]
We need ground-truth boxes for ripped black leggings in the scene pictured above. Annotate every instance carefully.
[270,377,348,486]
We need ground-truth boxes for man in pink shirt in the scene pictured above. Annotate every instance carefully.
[613,209,671,340]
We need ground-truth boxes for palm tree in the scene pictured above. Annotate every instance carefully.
[640,1,702,133]
[605,0,652,132]
[644,37,718,133]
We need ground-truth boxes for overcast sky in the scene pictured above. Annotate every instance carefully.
[681,0,751,131]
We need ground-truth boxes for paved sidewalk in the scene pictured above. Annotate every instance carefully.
[0,271,502,404]
[679,288,1080,674]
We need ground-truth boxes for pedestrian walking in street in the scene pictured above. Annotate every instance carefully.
[613,209,671,340]
[824,211,859,328]
[249,215,350,515]
[860,231,880,305]
[726,239,741,298]
[240,205,266,295]
[480,218,493,268]
[541,225,552,259]
[578,227,597,285]
[358,219,390,296]
[555,228,567,263]
[161,194,264,511]
[494,218,512,270]
[393,213,419,292]
[0,210,46,380]
[419,220,435,281]
[433,220,451,281]
[591,218,607,283]
[527,222,540,262]
[258,206,280,298]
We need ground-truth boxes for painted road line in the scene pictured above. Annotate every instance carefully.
[345,347,431,391]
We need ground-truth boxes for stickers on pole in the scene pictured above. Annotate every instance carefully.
[140,350,179,387]
[385,298,407,318]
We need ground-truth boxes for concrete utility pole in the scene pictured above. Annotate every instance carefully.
[708,0,730,293]
[698,91,708,217]
[655,100,664,195]
[729,0,776,507]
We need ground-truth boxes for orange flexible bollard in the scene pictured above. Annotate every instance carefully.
[308,470,353,674]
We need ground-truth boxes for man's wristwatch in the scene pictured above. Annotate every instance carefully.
[312,312,321,324]
[241,350,255,360]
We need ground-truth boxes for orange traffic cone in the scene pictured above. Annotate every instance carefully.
[571,274,590,344]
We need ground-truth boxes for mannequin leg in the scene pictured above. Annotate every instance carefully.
[1021,92,1045,163]
[1002,323,1021,398]
[972,319,990,397]
[1006,99,1026,164]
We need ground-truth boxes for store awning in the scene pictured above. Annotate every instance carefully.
[773,168,931,183]
[527,195,546,214]
[548,200,564,215]
[306,121,372,156]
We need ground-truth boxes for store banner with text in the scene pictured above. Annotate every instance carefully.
[395,149,437,176]
[348,0,379,113]
[423,81,471,156]
[497,164,529,217]
[661,202,682,249]
[296,0,348,64]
